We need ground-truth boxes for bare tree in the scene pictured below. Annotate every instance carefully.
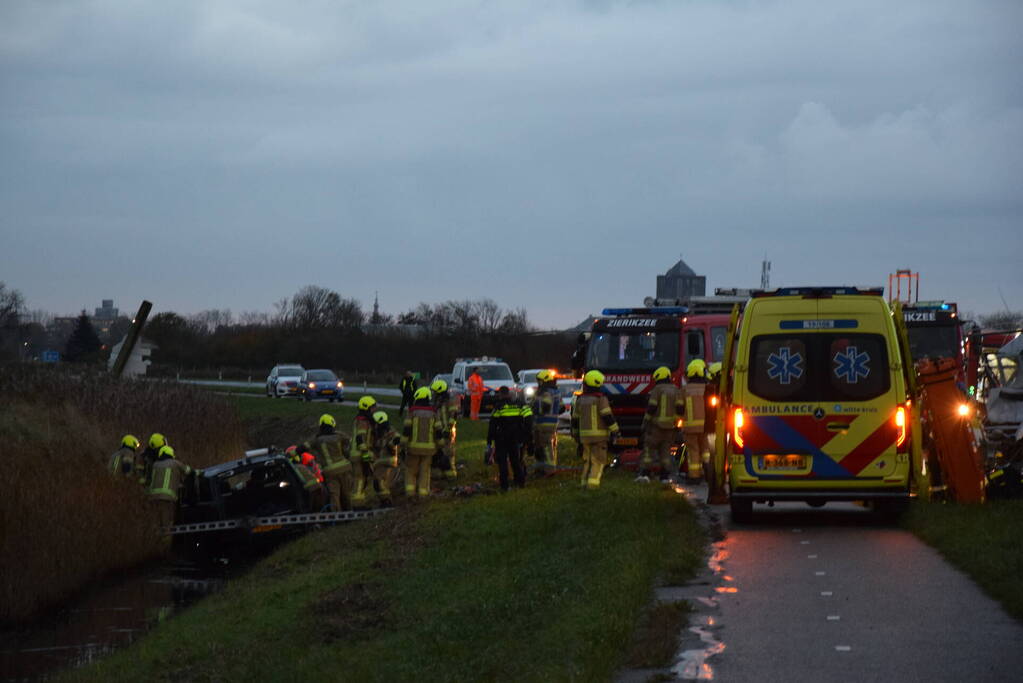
[189,309,234,334]
[288,286,364,330]
[238,310,270,326]
[475,298,503,334]
[499,307,531,334]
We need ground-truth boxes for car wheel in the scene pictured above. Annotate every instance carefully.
[729,497,753,524]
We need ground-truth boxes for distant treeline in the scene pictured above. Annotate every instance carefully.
[144,286,578,380]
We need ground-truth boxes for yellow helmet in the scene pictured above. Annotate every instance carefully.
[708,362,723,379]
[652,366,671,382]
[583,370,605,388]
[414,387,432,401]
[358,396,377,411]
[686,359,707,378]
[431,379,448,394]
[158,445,175,458]
[148,433,166,450]
[319,414,336,428]
[121,434,140,449]
[536,369,554,383]
[372,410,389,425]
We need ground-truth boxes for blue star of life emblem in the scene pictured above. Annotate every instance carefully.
[767,347,804,384]
[834,346,870,383]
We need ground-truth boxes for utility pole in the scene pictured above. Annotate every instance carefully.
[761,258,771,290]
[110,300,152,378]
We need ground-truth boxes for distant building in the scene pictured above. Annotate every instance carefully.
[107,335,157,377]
[94,299,118,320]
[656,259,706,300]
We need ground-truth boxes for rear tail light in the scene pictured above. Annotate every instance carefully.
[957,402,970,417]
[733,408,744,449]
[894,406,907,448]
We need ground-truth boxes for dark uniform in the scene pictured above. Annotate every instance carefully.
[488,395,528,491]
[399,372,417,416]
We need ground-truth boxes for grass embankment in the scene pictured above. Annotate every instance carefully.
[904,500,1023,621]
[0,365,246,623]
[66,474,704,682]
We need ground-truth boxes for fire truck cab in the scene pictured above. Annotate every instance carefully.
[583,301,736,453]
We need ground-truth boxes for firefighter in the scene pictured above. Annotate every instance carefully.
[467,367,485,420]
[431,379,459,481]
[399,371,417,417]
[571,370,620,490]
[286,445,325,511]
[306,414,354,511]
[638,366,685,485]
[109,434,141,477]
[531,370,561,476]
[683,359,711,482]
[403,387,441,500]
[371,410,401,507]
[351,396,379,509]
[138,433,167,486]
[147,445,191,530]
[487,386,527,491]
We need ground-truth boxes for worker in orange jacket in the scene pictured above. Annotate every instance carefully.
[467,367,485,421]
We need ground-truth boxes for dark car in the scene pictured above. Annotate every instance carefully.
[177,451,319,555]
[299,369,345,402]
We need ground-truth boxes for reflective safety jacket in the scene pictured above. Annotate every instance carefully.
[148,457,192,503]
[467,373,485,397]
[291,462,322,491]
[404,405,441,457]
[488,402,526,445]
[373,424,401,465]
[352,413,375,461]
[138,446,160,485]
[704,382,719,435]
[308,429,352,474]
[644,381,685,430]
[108,446,137,476]
[300,451,324,482]
[400,375,417,398]
[572,391,620,444]
[434,393,459,435]
[532,386,562,427]
[519,403,534,434]
[684,381,707,434]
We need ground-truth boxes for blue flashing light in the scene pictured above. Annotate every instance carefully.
[602,306,689,316]
[941,303,950,310]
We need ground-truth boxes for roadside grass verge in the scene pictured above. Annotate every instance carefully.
[904,500,1023,621]
[65,472,704,682]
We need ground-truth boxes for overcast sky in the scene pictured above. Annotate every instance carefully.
[2,0,1021,329]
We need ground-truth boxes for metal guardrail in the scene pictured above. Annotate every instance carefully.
[167,508,392,535]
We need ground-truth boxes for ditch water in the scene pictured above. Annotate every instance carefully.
[0,561,227,682]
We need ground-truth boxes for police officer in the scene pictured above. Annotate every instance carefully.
[398,371,417,416]
[306,414,354,511]
[487,386,527,491]
[147,445,192,530]
[403,387,442,500]
[370,411,401,507]
[109,434,141,477]
[683,359,711,482]
[639,366,685,484]
[531,370,562,476]
[571,370,620,490]
[351,396,379,509]
[431,379,459,481]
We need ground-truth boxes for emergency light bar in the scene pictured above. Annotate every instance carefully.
[910,301,956,312]
[602,306,689,316]
[752,286,885,298]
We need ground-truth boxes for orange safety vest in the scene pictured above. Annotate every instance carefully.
[467,373,485,397]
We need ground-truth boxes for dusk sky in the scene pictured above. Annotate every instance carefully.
[2,0,1021,329]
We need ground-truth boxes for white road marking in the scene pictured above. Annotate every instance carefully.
[835,645,852,652]
[815,571,827,576]
[827,615,841,621]
[807,554,818,558]
[821,591,833,596]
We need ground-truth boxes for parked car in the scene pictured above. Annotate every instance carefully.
[449,357,516,415]
[266,364,305,398]
[516,369,546,400]
[431,373,454,390]
[299,369,344,402]
[556,378,582,432]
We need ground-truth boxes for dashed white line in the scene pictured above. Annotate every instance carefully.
[835,645,852,652]
[815,571,827,576]
[827,615,841,621]
[821,591,833,596]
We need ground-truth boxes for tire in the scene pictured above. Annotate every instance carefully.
[729,496,753,524]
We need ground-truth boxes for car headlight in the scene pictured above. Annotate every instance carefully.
[525,386,536,397]
[308,382,316,389]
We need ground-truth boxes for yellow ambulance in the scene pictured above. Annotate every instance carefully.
[727,287,911,522]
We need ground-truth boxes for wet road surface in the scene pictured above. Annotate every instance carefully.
[691,497,1023,682]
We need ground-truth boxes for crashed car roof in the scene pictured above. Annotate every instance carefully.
[201,453,288,478]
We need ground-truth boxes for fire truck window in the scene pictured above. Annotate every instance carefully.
[588,331,680,371]
[687,331,704,360]
[711,326,727,361]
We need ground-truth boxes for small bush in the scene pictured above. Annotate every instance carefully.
[0,364,246,623]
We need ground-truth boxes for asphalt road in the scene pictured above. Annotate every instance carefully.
[686,498,1023,682]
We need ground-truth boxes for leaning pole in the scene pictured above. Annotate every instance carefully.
[110,300,153,378]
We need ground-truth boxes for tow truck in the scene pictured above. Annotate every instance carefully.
[576,295,744,467]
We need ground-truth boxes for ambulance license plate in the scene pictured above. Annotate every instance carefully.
[759,455,807,470]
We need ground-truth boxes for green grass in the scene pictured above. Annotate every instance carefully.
[904,500,1023,621]
[59,395,706,681]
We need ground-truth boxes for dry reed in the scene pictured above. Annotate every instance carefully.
[0,365,246,623]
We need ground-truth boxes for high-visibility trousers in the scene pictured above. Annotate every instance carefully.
[433,437,457,480]
[580,441,609,490]
[372,456,398,504]
[405,453,432,499]
[642,426,678,476]
[351,457,374,508]
[470,394,483,420]
[323,467,354,511]
[532,426,557,473]
[682,432,710,480]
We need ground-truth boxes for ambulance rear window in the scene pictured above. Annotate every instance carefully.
[749,333,890,402]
